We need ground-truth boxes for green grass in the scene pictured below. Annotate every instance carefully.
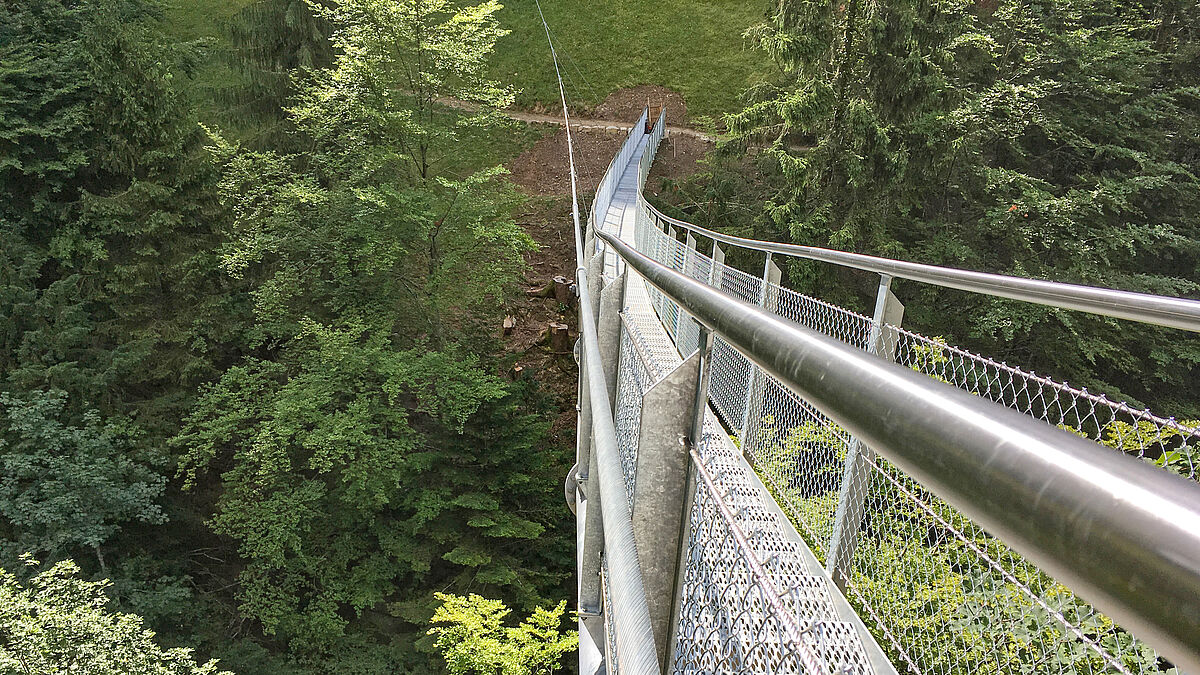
[490,0,772,121]
[160,0,254,41]
[160,0,257,126]
[161,0,769,125]
[440,117,552,177]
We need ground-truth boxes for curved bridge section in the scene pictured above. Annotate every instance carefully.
[570,110,1200,675]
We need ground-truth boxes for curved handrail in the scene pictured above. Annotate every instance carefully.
[641,201,1200,333]
[597,227,1200,675]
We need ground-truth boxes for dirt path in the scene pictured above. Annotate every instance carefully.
[436,95,718,142]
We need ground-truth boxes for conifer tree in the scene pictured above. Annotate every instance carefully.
[723,0,1200,413]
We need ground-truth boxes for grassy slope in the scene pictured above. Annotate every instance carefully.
[165,0,769,122]
[161,0,257,125]
[491,0,771,120]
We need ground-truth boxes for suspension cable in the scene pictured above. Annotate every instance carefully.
[533,0,585,268]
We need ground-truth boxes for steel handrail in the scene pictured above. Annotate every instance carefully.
[598,228,1200,674]
[575,257,661,674]
[567,101,661,672]
[640,201,1200,333]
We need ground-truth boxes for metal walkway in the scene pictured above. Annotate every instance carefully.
[591,117,887,675]
[570,110,1200,675]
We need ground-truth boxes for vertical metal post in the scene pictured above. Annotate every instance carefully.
[667,227,683,339]
[826,274,905,591]
[629,322,712,670]
[708,241,725,289]
[583,217,596,261]
[738,252,782,449]
[681,233,699,353]
[587,251,604,323]
[684,232,697,280]
[664,323,715,672]
[598,273,627,415]
[577,340,602,620]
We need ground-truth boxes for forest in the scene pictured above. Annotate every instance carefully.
[0,0,1197,672]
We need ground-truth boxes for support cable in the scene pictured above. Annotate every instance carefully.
[534,4,663,672]
[533,0,584,266]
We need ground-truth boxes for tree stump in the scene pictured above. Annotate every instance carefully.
[552,276,574,305]
[548,322,570,353]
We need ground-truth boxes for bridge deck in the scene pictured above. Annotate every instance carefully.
[591,128,895,675]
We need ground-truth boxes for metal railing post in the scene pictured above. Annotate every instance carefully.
[684,232,697,280]
[664,323,715,671]
[826,275,904,591]
[666,226,681,338]
[708,241,725,288]
[577,362,603,620]
[587,251,604,323]
[598,273,627,414]
[738,251,782,448]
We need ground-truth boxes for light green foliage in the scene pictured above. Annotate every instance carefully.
[0,558,231,675]
[179,0,568,655]
[207,0,533,343]
[1,0,571,671]
[0,391,166,563]
[712,0,1200,416]
[175,320,562,651]
[428,593,576,675]
[301,0,516,178]
[757,420,1179,674]
[1096,419,1199,477]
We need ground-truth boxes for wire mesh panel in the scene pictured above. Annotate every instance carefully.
[626,196,1198,675]
[773,282,874,350]
[613,325,653,508]
[882,326,1199,482]
[674,246,711,357]
[673,439,871,675]
[616,308,874,675]
[718,261,765,305]
[709,336,753,429]
[743,371,854,562]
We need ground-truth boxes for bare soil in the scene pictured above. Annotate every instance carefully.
[508,129,626,196]
[646,132,712,190]
[498,86,713,447]
[588,84,690,127]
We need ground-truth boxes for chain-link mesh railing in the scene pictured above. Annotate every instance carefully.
[615,311,874,675]
[630,204,1199,675]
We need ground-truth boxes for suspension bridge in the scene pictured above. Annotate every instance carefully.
[565,107,1200,675]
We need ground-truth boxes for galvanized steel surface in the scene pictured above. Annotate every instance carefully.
[599,227,1200,674]
[642,202,1200,332]
[616,299,874,675]
[631,207,1200,675]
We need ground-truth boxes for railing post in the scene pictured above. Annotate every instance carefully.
[684,232,697,280]
[584,217,596,261]
[577,361,603,620]
[630,323,713,671]
[708,241,725,289]
[826,274,905,591]
[598,273,627,414]
[738,252,782,449]
[587,250,604,323]
[665,226,681,337]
